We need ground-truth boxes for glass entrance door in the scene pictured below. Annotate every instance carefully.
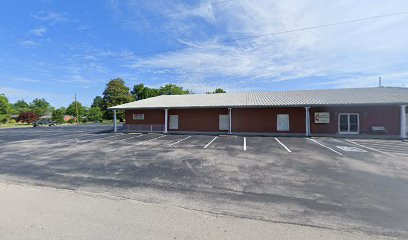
[338,113,359,134]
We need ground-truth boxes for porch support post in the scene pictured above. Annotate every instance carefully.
[113,110,117,132]
[401,105,407,140]
[228,108,232,134]
[164,109,168,133]
[305,106,311,137]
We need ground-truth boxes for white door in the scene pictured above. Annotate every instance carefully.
[169,115,179,130]
[277,114,290,131]
[219,115,229,131]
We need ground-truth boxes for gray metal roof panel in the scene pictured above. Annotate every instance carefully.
[108,87,408,109]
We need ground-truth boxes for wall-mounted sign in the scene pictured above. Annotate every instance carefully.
[314,112,330,124]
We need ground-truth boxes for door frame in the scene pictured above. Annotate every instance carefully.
[169,115,179,130]
[277,114,290,132]
[338,113,360,134]
[406,113,408,133]
[219,115,229,131]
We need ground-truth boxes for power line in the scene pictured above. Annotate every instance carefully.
[13,0,236,42]
[1,10,408,73]
[79,0,236,32]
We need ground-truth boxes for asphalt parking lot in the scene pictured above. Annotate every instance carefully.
[1,125,408,238]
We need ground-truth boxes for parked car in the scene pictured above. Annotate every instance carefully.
[33,119,57,127]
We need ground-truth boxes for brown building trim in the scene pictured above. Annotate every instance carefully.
[310,106,400,135]
[231,108,306,133]
[124,105,402,136]
[168,108,229,132]
[125,109,164,125]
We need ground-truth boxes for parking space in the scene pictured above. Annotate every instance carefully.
[1,127,406,161]
[203,135,244,151]
[11,128,401,161]
[0,125,110,143]
[346,139,408,157]
[1,126,408,238]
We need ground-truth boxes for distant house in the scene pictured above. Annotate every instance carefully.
[64,115,73,122]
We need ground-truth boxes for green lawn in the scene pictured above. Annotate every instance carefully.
[0,123,32,129]
[0,121,114,129]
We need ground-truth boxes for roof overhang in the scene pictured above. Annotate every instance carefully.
[108,102,408,111]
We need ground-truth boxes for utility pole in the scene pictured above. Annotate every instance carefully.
[74,94,79,125]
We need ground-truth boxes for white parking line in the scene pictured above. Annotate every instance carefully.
[135,135,166,145]
[345,140,396,157]
[5,132,101,144]
[78,134,124,143]
[4,133,110,146]
[108,134,143,144]
[20,146,60,156]
[275,138,291,153]
[346,140,407,149]
[168,136,191,146]
[352,139,404,144]
[309,138,344,156]
[204,136,218,149]
[18,134,122,155]
[244,137,247,151]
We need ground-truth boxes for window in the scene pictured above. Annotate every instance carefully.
[132,114,144,120]
[277,114,290,131]
[338,113,359,134]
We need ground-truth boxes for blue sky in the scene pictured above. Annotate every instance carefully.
[0,0,408,107]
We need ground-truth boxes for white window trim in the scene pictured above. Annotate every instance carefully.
[338,113,360,134]
[132,113,144,120]
[277,114,290,132]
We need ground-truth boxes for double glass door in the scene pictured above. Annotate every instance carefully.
[339,113,359,134]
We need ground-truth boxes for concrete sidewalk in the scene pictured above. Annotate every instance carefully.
[0,182,395,240]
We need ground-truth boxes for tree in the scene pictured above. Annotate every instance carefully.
[159,84,190,95]
[103,78,133,120]
[131,84,160,101]
[66,101,85,118]
[91,96,105,109]
[86,107,103,122]
[30,98,51,116]
[18,112,39,124]
[91,96,107,119]
[0,94,12,124]
[52,108,66,124]
[207,88,226,94]
[214,88,226,93]
[13,100,31,114]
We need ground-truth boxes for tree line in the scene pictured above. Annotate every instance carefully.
[0,78,226,124]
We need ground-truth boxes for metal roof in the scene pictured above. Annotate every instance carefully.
[108,87,408,110]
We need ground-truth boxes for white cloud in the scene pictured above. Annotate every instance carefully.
[30,27,47,37]
[169,1,217,23]
[18,40,39,47]
[32,10,68,23]
[8,77,41,83]
[0,86,71,106]
[314,72,408,88]
[120,0,408,92]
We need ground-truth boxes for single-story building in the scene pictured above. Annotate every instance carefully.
[108,87,408,139]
